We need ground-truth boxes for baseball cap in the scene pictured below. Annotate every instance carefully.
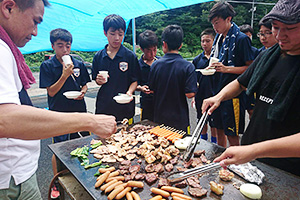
[262,0,300,25]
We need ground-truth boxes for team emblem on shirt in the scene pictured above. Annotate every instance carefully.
[119,62,128,72]
[73,68,80,77]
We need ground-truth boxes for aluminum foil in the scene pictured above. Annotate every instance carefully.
[228,162,265,185]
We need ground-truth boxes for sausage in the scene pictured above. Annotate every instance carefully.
[95,171,110,188]
[171,192,192,200]
[131,191,141,200]
[150,187,170,198]
[161,186,184,194]
[105,176,125,183]
[107,185,124,200]
[105,181,123,193]
[126,192,133,200]
[149,195,162,200]
[115,186,132,199]
[100,179,117,191]
[98,166,116,173]
[108,170,120,178]
[127,181,144,188]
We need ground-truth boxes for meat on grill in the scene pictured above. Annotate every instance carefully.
[188,187,208,197]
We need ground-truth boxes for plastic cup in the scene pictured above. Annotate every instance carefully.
[98,71,109,82]
[209,57,219,67]
[62,55,73,65]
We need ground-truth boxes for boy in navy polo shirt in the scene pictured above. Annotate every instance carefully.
[39,28,91,198]
[92,14,140,124]
[148,25,197,133]
[136,30,160,121]
[208,2,254,147]
[192,28,217,143]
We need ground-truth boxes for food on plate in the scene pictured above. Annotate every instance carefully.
[157,178,170,188]
[210,181,224,195]
[161,186,184,194]
[188,187,208,198]
[145,172,158,184]
[115,186,132,199]
[100,179,117,191]
[95,171,110,188]
[131,191,141,200]
[219,169,234,181]
[150,187,170,198]
[171,192,192,200]
[165,163,173,172]
[187,176,201,188]
[108,170,120,178]
[107,185,124,200]
[127,181,144,188]
[240,183,262,199]
[174,180,187,188]
[149,195,163,200]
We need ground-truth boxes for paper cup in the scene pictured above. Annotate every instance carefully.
[62,55,73,65]
[209,57,219,67]
[98,71,109,82]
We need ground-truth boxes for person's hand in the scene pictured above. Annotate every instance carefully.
[212,62,229,73]
[140,85,151,94]
[91,114,117,138]
[62,63,74,78]
[191,98,196,109]
[213,145,257,168]
[95,74,109,85]
[126,91,134,102]
[74,91,85,100]
[201,96,221,115]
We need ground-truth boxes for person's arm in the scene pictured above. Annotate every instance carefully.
[47,63,73,97]
[0,103,116,140]
[212,60,253,75]
[126,81,138,96]
[185,92,195,98]
[202,79,246,115]
[214,132,300,166]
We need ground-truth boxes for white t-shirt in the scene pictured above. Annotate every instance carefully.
[0,39,40,189]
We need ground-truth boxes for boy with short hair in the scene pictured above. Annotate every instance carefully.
[208,2,254,147]
[137,30,159,121]
[39,28,91,198]
[148,25,197,133]
[192,28,217,143]
[92,14,140,124]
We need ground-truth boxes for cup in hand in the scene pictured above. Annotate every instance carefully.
[209,57,219,68]
[62,55,73,66]
[98,71,109,83]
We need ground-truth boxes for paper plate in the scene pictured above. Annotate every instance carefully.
[113,94,132,104]
[199,69,216,75]
[63,91,81,99]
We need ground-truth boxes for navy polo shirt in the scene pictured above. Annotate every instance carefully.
[39,55,91,112]
[213,33,253,93]
[148,53,197,131]
[138,56,160,108]
[92,44,140,121]
[192,53,215,117]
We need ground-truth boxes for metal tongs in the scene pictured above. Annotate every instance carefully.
[183,110,209,162]
[167,162,221,183]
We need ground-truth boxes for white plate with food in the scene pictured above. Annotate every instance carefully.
[113,94,133,104]
[197,68,216,76]
[63,91,81,99]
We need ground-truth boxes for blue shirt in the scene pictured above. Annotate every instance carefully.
[39,55,90,112]
[148,53,197,131]
[213,32,253,93]
[92,44,140,121]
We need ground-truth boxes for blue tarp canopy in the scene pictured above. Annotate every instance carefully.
[20,0,211,54]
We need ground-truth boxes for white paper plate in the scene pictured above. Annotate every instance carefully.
[199,69,216,75]
[63,91,81,99]
[113,94,132,104]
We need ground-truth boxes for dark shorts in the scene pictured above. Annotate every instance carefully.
[53,131,90,143]
[212,97,245,136]
[242,92,256,110]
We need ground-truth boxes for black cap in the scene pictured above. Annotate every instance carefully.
[262,0,300,25]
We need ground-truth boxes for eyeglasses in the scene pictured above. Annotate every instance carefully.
[257,32,272,37]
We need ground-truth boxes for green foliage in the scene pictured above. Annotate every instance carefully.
[25,0,277,70]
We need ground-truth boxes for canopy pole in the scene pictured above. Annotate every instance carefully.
[132,18,136,53]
